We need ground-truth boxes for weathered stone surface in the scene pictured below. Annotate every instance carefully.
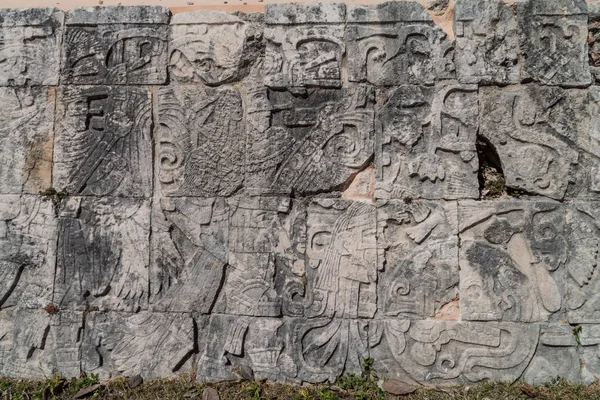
[518,0,591,87]
[589,3,600,83]
[62,6,168,85]
[522,324,580,385]
[169,11,248,85]
[565,203,600,324]
[82,311,196,379]
[370,320,539,386]
[0,8,63,86]
[0,308,82,379]
[376,84,479,200]
[247,87,374,195]
[0,195,56,311]
[454,0,519,85]
[150,197,228,313]
[54,197,150,312]
[264,3,345,90]
[377,200,458,319]
[54,86,153,197]
[459,201,565,323]
[0,87,54,195]
[578,325,600,384]
[157,86,245,197]
[347,2,455,86]
[479,85,600,201]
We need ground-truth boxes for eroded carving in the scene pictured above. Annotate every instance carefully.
[157,86,244,197]
[0,87,54,195]
[454,0,519,84]
[264,3,345,90]
[377,200,458,319]
[376,84,479,200]
[54,197,150,312]
[0,8,63,86]
[54,86,153,197]
[347,2,455,86]
[459,201,565,322]
[62,6,168,85]
[518,0,591,87]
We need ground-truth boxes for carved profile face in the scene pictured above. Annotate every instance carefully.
[382,86,430,147]
[246,87,272,134]
[170,23,247,85]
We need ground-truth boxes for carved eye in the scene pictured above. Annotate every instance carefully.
[311,232,332,252]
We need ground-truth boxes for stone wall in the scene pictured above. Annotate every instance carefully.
[1,0,600,386]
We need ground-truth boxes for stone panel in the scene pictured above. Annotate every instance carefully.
[264,3,345,91]
[247,87,374,196]
[479,85,600,201]
[369,320,539,386]
[518,0,591,87]
[376,84,479,200]
[0,195,56,311]
[54,197,150,312]
[62,6,168,85]
[0,309,83,379]
[54,86,153,197]
[0,87,54,195]
[169,10,249,85]
[377,200,458,319]
[347,2,455,86]
[0,8,63,86]
[459,201,565,323]
[150,197,228,313]
[156,86,245,197]
[454,0,519,85]
[82,311,196,379]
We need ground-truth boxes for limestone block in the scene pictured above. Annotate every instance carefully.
[304,199,377,320]
[0,195,56,311]
[82,311,196,379]
[264,3,345,90]
[199,315,298,383]
[369,320,539,386]
[578,325,600,384]
[247,87,374,195]
[479,85,600,201]
[589,3,600,82]
[53,86,153,197]
[156,86,245,197]
[459,201,565,323]
[522,324,580,385]
[347,2,454,86]
[216,196,305,318]
[169,11,248,85]
[54,197,150,312]
[375,84,479,200]
[518,0,591,87]
[454,0,519,85]
[150,197,228,313]
[377,200,458,319]
[0,87,54,195]
[62,6,169,84]
[0,8,63,86]
[564,203,600,324]
[0,308,83,379]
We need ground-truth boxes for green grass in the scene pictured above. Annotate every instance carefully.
[1,375,600,400]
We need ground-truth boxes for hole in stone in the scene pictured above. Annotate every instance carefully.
[476,135,506,200]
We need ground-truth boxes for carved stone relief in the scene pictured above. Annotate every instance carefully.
[347,2,455,86]
[264,3,345,91]
[54,197,150,312]
[376,84,479,200]
[0,86,54,195]
[518,0,591,87]
[62,6,169,85]
[454,0,519,85]
[0,8,63,86]
[54,86,153,197]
